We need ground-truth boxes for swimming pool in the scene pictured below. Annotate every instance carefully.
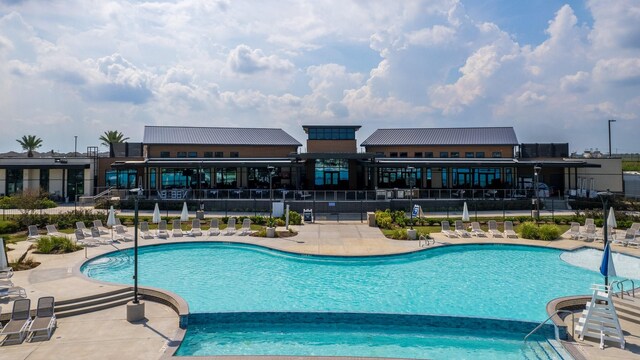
[81,242,625,321]
[81,242,635,358]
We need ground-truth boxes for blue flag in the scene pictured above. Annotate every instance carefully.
[599,243,617,277]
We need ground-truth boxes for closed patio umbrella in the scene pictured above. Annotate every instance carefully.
[180,202,189,222]
[106,206,116,239]
[0,238,8,270]
[152,203,161,224]
[606,206,617,241]
[599,242,617,286]
[462,202,470,222]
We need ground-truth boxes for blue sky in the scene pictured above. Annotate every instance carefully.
[0,0,638,154]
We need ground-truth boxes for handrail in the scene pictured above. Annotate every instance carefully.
[611,279,636,299]
[524,310,575,342]
[418,235,436,247]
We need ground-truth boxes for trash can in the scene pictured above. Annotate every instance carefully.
[303,209,313,222]
[196,210,205,220]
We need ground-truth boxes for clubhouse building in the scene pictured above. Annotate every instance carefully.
[0,125,623,202]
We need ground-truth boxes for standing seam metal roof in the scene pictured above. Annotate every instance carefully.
[143,126,302,146]
[360,127,518,146]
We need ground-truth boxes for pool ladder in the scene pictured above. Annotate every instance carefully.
[524,310,575,342]
[611,279,636,299]
[418,235,435,247]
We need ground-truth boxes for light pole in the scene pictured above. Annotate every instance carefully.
[267,166,275,218]
[608,119,616,157]
[597,189,613,286]
[407,166,415,230]
[126,187,145,321]
[533,165,541,220]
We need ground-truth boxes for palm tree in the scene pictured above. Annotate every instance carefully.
[99,130,130,147]
[16,135,43,157]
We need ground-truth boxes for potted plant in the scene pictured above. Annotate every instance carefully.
[266,217,277,238]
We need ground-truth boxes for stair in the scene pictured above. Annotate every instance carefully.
[55,287,135,318]
[613,295,640,325]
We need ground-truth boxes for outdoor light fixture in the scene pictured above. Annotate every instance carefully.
[407,166,415,230]
[126,187,145,321]
[533,165,541,220]
[608,119,616,158]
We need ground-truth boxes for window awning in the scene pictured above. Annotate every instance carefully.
[110,158,302,168]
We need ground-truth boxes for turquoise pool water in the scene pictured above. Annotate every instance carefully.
[81,243,624,321]
[177,319,562,359]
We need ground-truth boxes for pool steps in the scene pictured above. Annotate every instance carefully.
[55,287,134,318]
[613,295,640,325]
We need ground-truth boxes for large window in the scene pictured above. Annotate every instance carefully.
[247,167,278,188]
[160,151,170,158]
[105,169,137,189]
[377,167,422,188]
[308,127,356,140]
[215,168,237,188]
[6,169,23,195]
[314,159,349,189]
[39,169,49,192]
[161,168,189,189]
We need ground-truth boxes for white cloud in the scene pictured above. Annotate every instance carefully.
[226,44,294,75]
[0,0,638,154]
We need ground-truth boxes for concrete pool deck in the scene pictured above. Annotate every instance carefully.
[2,220,640,360]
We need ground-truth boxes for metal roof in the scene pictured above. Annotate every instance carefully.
[143,126,302,146]
[361,127,518,146]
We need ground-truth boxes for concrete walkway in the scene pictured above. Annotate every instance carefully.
[1,220,640,359]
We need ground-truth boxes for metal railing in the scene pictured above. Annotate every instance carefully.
[99,187,563,202]
[524,309,575,342]
[611,279,636,299]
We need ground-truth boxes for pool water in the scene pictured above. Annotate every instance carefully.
[177,319,562,359]
[82,243,634,321]
[82,243,636,358]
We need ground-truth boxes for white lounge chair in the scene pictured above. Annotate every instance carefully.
[487,220,503,238]
[90,227,112,245]
[568,222,584,240]
[0,286,26,299]
[45,224,67,238]
[441,221,458,238]
[208,218,220,236]
[114,225,133,242]
[27,225,41,242]
[139,222,154,239]
[157,220,169,239]
[470,222,487,237]
[75,222,92,236]
[585,218,594,227]
[225,218,236,235]
[239,218,252,235]
[172,219,185,237]
[584,224,599,242]
[27,296,56,342]
[74,229,99,247]
[92,220,109,235]
[504,221,518,238]
[188,219,202,237]
[0,298,32,345]
[0,267,13,281]
[454,220,471,238]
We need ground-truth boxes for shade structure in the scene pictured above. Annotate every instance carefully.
[462,202,470,222]
[106,206,117,228]
[0,237,8,270]
[180,202,189,222]
[152,203,161,224]
[600,243,617,279]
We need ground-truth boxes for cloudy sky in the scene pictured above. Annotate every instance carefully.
[1,0,639,154]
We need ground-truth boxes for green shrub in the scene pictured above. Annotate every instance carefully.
[36,236,82,254]
[0,220,20,234]
[390,229,408,240]
[375,210,393,229]
[275,219,285,227]
[250,215,266,226]
[538,224,561,240]
[519,222,539,239]
[284,210,302,225]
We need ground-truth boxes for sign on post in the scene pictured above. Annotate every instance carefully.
[412,205,423,218]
